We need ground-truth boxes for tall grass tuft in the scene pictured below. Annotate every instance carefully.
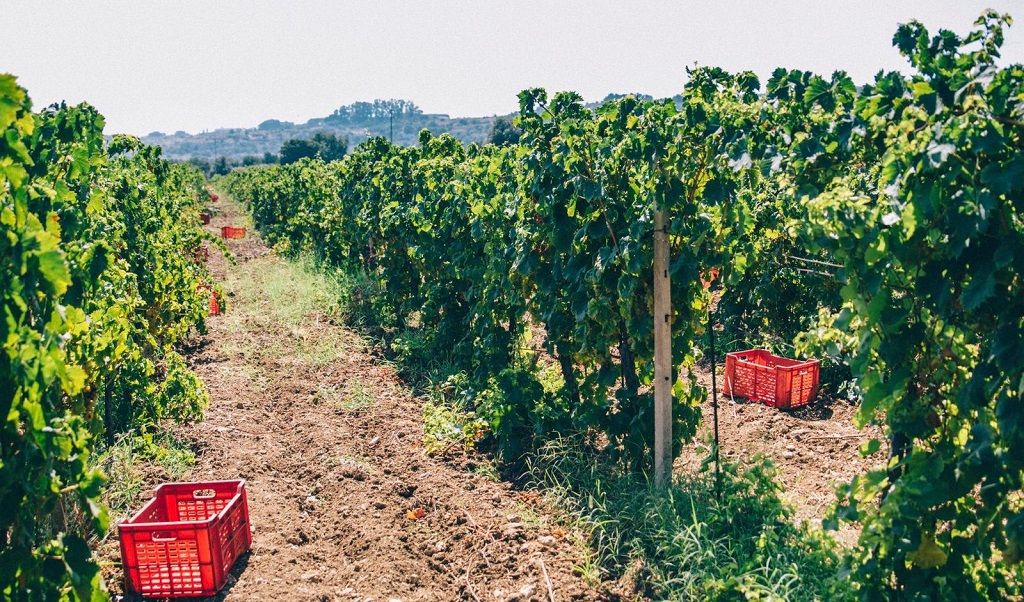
[527,435,853,601]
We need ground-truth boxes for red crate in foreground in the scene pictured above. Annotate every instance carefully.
[723,349,819,410]
[119,480,252,598]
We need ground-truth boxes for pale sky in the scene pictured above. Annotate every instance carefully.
[2,1,1023,136]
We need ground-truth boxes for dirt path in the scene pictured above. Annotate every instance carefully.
[112,197,604,601]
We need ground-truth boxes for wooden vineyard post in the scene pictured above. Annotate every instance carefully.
[653,207,672,489]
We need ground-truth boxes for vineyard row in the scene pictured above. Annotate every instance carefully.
[2,76,219,599]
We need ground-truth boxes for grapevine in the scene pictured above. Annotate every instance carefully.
[1,76,215,600]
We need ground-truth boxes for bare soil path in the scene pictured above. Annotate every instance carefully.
[110,196,605,601]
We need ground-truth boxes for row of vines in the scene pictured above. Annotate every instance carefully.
[224,13,1024,599]
[2,76,218,600]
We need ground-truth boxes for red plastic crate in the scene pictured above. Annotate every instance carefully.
[221,226,246,239]
[723,349,819,410]
[196,285,221,316]
[118,480,252,598]
[199,212,211,225]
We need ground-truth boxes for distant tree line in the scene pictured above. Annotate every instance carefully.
[599,92,654,103]
[487,116,521,146]
[182,131,350,175]
[325,99,422,123]
[257,118,294,131]
[179,115,517,174]
[185,152,278,176]
[279,132,348,164]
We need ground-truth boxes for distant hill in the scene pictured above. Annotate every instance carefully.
[143,99,507,161]
[142,95,674,161]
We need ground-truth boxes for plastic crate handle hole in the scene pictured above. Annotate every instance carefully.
[150,533,178,542]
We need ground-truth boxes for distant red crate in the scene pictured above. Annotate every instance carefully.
[196,285,221,316]
[221,226,246,239]
[723,349,819,410]
[118,480,251,598]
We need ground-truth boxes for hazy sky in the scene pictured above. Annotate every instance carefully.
[3,1,1023,135]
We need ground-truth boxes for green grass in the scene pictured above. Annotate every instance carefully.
[97,428,197,518]
[526,436,854,601]
[145,430,197,479]
[337,380,374,412]
[422,372,488,455]
[472,461,501,482]
[97,437,146,518]
[221,252,345,329]
[218,250,383,414]
[219,253,362,372]
[259,256,345,330]
[311,380,375,413]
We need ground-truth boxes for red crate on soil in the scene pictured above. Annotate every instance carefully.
[199,212,211,225]
[723,349,819,410]
[221,226,246,239]
[118,480,252,598]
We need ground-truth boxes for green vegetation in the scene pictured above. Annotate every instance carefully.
[186,152,279,178]
[529,437,851,601]
[98,431,197,518]
[807,15,1024,598]
[279,132,348,165]
[423,373,488,455]
[4,7,1023,600]
[337,381,374,413]
[1,76,217,599]
[254,255,345,330]
[323,99,423,123]
[487,116,521,146]
[225,12,1024,599]
[212,239,356,374]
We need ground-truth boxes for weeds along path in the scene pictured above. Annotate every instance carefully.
[676,372,883,548]
[137,196,603,601]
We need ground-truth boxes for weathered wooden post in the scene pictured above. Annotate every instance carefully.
[653,207,672,488]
